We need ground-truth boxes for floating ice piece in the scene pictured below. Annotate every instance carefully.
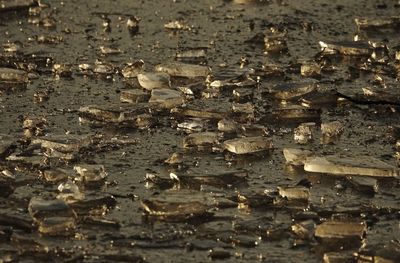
[223,136,273,154]
[141,199,212,221]
[294,123,315,144]
[42,168,76,183]
[355,17,400,30]
[264,32,287,52]
[278,186,309,201]
[121,60,144,78]
[57,180,85,203]
[0,0,37,12]
[273,105,321,122]
[319,40,371,56]
[283,148,313,166]
[137,72,171,90]
[176,48,206,62]
[315,221,365,240]
[346,176,378,194]
[149,88,184,109]
[183,132,219,149]
[155,62,210,78]
[321,121,344,144]
[164,20,191,30]
[177,119,205,133]
[304,156,399,178]
[300,62,321,77]
[74,164,107,184]
[0,67,28,83]
[171,170,247,189]
[218,119,238,133]
[28,198,77,234]
[268,81,317,100]
[52,63,72,78]
[120,89,150,103]
[32,134,90,153]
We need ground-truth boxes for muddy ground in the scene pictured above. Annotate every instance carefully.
[0,0,399,262]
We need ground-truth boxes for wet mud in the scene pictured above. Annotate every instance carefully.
[0,0,399,262]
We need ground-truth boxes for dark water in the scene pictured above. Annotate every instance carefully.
[0,0,399,262]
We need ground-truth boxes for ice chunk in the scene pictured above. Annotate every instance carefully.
[42,168,76,183]
[272,105,321,122]
[315,221,365,240]
[0,67,28,83]
[304,156,399,178]
[0,0,37,12]
[120,89,150,103]
[52,63,72,78]
[321,121,344,144]
[74,164,107,184]
[57,180,85,203]
[149,88,184,109]
[268,81,317,100]
[183,132,219,149]
[218,119,238,133]
[283,148,313,165]
[28,197,77,235]
[278,186,309,201]
[294,122,315,144]
[223,136,273,154]
[355,17,400,30]
[177,119,205,133]
[264,32,287,52]
[137,72,171,90]
[319,40,371,56]
[141,199,212,222]
[155,62,210,78]
[300,62,321,77]
[346,176,378,194]
[121,60,144,78]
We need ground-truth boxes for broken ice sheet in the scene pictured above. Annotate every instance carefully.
[0,67,29,88]
[137,72,171,90]
[41,167,76,183]
[155,62,210,78]
[264,32,287,53]
[148,88,184,109]
[277,186,309,202]
[74,164,107,185]
[183,132,219,149]
[121,60,144,78]
[218,119,238,134]
[57,180,85,203]
[177,118,205,133]
[170,170,248,190]
[120,89,150,103]
[272,104,321,122]
[31,134,91,153]
[141,198,212,222]
[319,40,371,56]
[223,136,273,155]
[0,0,37,12]
[176,48,206,63]
[267,81,317,101]
[28,197,77,235]
[321,120,344,144]
[304,155,399,178]
[283,148,314,166]
[346,175,378,194]
[315,221,366,249]
[355,16,400,30]
[294,122,315,144]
